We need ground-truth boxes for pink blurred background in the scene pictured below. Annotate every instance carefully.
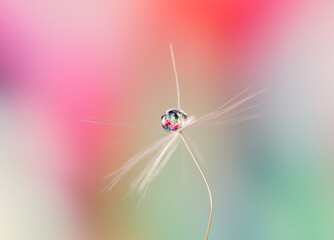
[1,1,333,239]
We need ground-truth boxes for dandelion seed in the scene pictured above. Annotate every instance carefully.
[86,44,267,240]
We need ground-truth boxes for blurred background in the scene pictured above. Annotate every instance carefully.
[1,0,333,239]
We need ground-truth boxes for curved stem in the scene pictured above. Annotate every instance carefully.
[179,132,213,240]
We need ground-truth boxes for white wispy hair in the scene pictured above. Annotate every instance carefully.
[84,44,267,240]
[84,44,267,201]
[92,84,267,196]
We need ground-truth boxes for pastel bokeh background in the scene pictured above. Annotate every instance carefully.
[1,1,334,240]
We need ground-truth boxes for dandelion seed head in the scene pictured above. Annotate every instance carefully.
[161,108,188,131]
[94,44,267,239]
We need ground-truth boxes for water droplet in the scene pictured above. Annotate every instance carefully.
[161,108,188,131]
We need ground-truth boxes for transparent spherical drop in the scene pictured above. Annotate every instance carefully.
[161,108,188,131]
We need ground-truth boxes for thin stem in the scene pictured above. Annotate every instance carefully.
[170,43,181,109]
[179,132,213,240]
